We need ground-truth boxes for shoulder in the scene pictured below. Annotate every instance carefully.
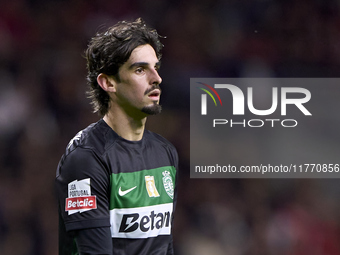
[57,120,114,178]
[56,120,115,175]
[65,119,117,156]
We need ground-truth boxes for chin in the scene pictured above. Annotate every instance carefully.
[141,104,162,115]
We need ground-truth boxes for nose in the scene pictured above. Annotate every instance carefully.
[150,69,162,85]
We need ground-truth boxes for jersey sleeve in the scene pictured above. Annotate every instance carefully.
[75,226,112,254]
[56,147,111,232]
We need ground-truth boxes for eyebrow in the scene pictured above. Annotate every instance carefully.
[129,61,161,70]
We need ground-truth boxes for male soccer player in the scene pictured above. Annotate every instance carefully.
[55,18,178,255]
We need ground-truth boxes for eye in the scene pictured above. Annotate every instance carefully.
[135,67,145,74]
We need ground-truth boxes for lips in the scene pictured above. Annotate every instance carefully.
[148,89,161,100]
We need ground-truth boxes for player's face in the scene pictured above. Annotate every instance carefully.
[114,44,162,116]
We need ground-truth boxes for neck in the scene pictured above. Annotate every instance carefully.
[103,109,147,141]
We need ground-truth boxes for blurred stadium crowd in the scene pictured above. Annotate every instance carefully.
[0,0,340,254]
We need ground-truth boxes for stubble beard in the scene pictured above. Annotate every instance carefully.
[141,102,162,115]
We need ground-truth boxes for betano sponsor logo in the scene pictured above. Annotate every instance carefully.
[119,210,171,233]
[198,82,312,128]
[110,203,173,239]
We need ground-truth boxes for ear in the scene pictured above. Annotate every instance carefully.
[97,73,116,93]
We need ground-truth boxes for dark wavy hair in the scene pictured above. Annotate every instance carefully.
[85,18,163,116]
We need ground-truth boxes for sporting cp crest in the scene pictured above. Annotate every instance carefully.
[162,171,174,199]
